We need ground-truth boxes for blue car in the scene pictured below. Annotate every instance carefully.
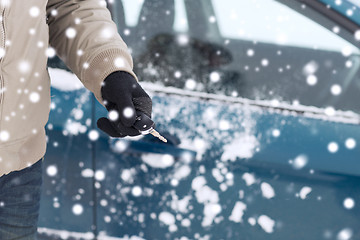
[38,0,360,239]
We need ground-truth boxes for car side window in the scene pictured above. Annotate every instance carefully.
[209,0,360,113]
[110,0,360,114]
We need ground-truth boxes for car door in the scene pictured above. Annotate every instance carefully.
[96,0,360,239]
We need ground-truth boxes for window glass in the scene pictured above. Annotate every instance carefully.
[121,0,144,27]
[113,0,360,113]
[173,0,189,32]
[212,0,359,52]
[121,0,188,31]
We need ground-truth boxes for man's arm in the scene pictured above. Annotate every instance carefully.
[46,0,153,138]
[46,0,137,105]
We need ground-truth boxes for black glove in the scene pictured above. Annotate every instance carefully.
[97,71,152,138]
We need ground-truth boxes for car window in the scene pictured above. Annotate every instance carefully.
[110,0,360,114]
[120,0,188,31]
[213,0,358,52]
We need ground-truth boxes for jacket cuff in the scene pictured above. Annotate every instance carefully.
[81,48,138,106]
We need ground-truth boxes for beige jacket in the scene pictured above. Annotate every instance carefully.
[0,0,137,176]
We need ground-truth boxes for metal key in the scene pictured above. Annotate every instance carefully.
[149,128,168,143]
[133,111,168,143]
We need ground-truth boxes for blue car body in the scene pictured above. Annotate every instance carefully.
[39,0,360,239]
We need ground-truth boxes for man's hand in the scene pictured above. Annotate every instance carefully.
[97,71,152,138]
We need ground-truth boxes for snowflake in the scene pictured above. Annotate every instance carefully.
[88,130,99,141]
[343,198,355,209]
[123,107,134,119]
[272,129,280,137]
[306,75,317,86]
[261,59,269,67]
[101,27,114,39]
[0,47,5,58]
[0,130,9,141]
[174,71,182,78]
[29,6,40,17]
[65,27,77,39]
[337,228,353,240]
[108,110,119,121]
[185,79,196,90]
[341,46,352,57]
[72,204,84,215]
[95,170,105,181]
[345,138,356,149]
[46,47,56,58]
[210,72,220,82]
[18,61,31,73]
[247,49,254,57]
[355,30,360,41]
[114,57,124,68]
[29,92,40,103]
[327,142,339,153]
[46,165,58,177]
[331,84,342,95]
[292,154,308,169]
[208,16,216,23]
[132,186,142,197]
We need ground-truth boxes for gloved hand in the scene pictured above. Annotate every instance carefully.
[97,71,152,137]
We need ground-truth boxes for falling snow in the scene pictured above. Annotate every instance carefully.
[331,84,342,95]
[292,154,308,170]
[95,170,106,181]
[261,59,269,66]
[272,129,280,137]
[343,198,355,209]
[185,79,196,90]
[132,186,142,197]
[46,47,56,58]
[33,1,360,237]
[328,142,339,153]
[0,130,9,142]
[123,107,134,119]
[65,27,77,39]
[29,6,40,17]
[306,75,317,86]
[209,72,220,83]
[88,130,99,141]
[345,138,356,149]
[72,204,84,215]
[18,61,31,73]
[337,228,353,240]
[114,57,125,68]
[108,110,119,121]
[46,165,58,177]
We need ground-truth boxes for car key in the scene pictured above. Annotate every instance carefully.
[133,111,167,143]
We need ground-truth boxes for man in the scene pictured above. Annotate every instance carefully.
[0,0,152,239]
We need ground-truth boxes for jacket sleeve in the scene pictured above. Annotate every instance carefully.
[46,0,137,104]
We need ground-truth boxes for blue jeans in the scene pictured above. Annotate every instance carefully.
[0,158,43,240]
